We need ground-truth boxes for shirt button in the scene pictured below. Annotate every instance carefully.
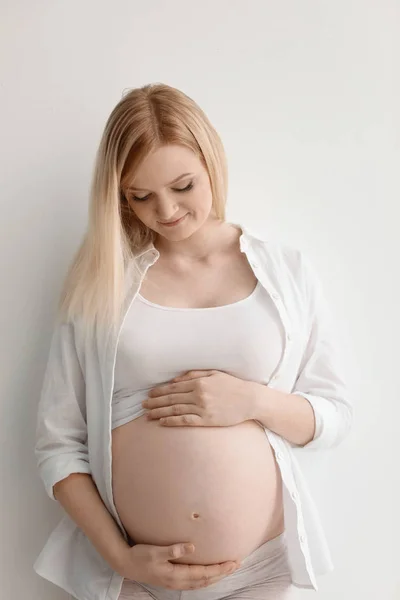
[271,292,279,300]
[299,534,306,544]
[291,491,299,501]
[270,373,280,381]
[286,333,292,342]
[276,452,283,461]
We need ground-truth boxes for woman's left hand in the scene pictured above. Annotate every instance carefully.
[142,370,254,427]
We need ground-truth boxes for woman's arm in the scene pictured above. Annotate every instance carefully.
[36,321,131,573]
[247,385,316,446]
[35,320,92,498]
[53,473,130,574]
[248,249,353,450]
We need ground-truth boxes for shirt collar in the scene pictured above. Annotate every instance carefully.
[131,221,269,265]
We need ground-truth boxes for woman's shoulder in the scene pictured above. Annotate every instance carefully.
[239,223,304,269]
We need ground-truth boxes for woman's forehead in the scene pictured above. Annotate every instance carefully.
[126,145,202,190]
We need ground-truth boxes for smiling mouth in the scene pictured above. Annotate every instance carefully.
[158,214,188,226]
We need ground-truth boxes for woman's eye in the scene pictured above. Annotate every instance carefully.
[132,193,151,202]
[132,181,193,202]
[174,181,194,193]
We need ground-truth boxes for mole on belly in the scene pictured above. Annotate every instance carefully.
[191,512,200,519]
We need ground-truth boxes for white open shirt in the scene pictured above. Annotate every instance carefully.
[33,222,353,600]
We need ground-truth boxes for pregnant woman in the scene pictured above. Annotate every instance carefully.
[34,83,353,600]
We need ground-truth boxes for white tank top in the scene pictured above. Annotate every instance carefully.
[112,280,284,430]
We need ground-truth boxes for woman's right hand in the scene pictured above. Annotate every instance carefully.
[116,542,241,591]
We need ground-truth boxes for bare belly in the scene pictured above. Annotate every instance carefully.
[111,415,284,565]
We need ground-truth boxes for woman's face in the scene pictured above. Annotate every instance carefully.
[123,144,214,241]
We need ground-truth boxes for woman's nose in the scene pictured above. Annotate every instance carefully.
[156,195,180,220]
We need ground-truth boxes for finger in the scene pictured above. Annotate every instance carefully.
[168,561,237,589]
[198,563,239,586]
[175,562,239,590]
[187,561,238,580]
[159,414,204,426]
[149,380,195,399]
[173,370,214,382]
[145,392,198,410]
[147,404,202,420]
[196,571,237,588]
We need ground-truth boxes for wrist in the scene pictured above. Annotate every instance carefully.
[244,380,271,422]
[106,538,132,575]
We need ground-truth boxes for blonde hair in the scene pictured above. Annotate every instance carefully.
[57,83,229,339]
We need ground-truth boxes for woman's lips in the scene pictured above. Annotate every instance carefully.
[159,214,188,227]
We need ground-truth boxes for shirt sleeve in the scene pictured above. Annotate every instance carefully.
[35,319,92,500]
[292,251,354,450]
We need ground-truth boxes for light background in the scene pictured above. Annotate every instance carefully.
[1,1,399,598]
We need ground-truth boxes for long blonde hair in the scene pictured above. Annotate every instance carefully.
[57,83,229,339]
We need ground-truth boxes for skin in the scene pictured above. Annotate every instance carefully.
[116,144,249,588]
[122,144,314,447]
[123,143,233,262]
[114,144,311,592]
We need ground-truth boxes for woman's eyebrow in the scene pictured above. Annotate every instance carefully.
[128,172,194,191]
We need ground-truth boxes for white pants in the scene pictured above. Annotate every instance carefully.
[118,532,293,600]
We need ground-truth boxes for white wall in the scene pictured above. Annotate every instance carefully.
[1,1,398,598]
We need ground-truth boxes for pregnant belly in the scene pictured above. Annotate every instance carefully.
[111,415,284,565]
